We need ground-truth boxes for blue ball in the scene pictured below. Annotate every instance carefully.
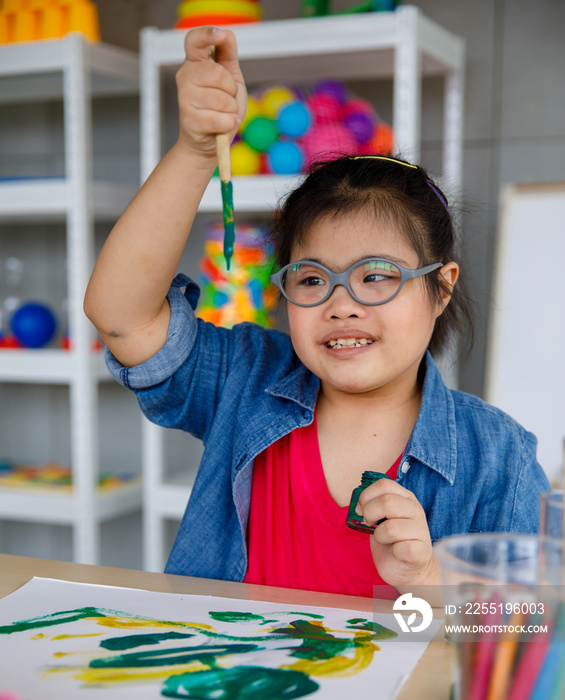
[10,302,57,349]
[276,102,312,139]
[267,141,304,175]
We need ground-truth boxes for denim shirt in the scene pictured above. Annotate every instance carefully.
[107,274,551,581]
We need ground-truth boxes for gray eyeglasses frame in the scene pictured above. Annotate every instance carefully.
[270,257,444,307]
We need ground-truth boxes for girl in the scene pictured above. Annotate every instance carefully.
[84,27,550,597]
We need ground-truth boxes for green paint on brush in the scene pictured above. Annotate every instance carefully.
[221,179,235,270]
[161,665,319,700]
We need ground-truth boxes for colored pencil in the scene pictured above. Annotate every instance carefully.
[531,603,565,700]
[506,620,553,700]
[467,593,504,700]
[485,612,522,700]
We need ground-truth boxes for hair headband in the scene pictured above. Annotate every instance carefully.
[350,155,451,215]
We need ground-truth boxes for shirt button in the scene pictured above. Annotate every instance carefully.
[401,461,410,474]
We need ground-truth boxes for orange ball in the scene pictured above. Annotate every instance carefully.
[361,122,395,156]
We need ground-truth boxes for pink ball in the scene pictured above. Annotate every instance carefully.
[306,92,342,125]
[342,97,377,120]
[302,124,357,165]
[343,110,376,145]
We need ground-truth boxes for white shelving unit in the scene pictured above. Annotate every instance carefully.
[140,6,465,571]
[0,35,141,564]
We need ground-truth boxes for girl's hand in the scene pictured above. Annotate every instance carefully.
[356,479,440,587]
[175,26,247,158]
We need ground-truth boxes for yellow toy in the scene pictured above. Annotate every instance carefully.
[0,0,100,44]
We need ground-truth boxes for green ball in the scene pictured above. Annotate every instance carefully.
[243,116,279,153]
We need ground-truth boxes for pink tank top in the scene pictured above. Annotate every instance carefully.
[244,413,400,597]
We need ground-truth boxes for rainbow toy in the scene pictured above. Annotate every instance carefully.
[175,0,262,30]
[197,222,276,328]
[0,461,137,492]
[0,0,100,44]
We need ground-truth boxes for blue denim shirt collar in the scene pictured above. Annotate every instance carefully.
[403,354,457,485]
[265,364,319,413]
[266,350,457,486]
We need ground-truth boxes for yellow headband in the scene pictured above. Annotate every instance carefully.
[350,155,417,169]
[350,155,450,214]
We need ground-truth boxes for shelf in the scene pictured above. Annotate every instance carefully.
[144,11,462,82]
[0,179,136,223]
[0,479,142,524]
[0,350,110,384]
[0,34,140,565]
[0,37,138,104]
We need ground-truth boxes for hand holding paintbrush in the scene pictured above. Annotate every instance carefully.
[83,27,247,368]
[179,29,246,270]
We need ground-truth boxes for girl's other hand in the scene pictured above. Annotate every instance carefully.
[175,26,247,158]
[357,479,440,587]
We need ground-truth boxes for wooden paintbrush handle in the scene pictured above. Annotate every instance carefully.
[216,132,231,182]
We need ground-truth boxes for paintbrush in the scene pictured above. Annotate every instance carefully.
[210,45,235,271]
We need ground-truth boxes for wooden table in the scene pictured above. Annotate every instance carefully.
[0,553,453,698]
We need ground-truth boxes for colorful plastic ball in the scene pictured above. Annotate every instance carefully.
[342,97,376,120]
[231,141,262,175]
[343,110,376,145]
[314,79,348,105]
[261,85,295,119]
[306,92,342,125]
[10,302,57,349]
[302,123,357,165]
[276,101,312,138]
[267,141,304,175]
[242,116,279,153]
[239,94,264,133]
[361,122,395,156]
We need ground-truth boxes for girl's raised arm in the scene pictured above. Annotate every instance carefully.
[84,27,246,367]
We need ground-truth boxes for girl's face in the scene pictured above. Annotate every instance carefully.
[286,212,456,402]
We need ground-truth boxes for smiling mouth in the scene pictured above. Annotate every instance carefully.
[326,338,374,349]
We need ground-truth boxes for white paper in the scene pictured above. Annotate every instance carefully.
[0,577,440,699]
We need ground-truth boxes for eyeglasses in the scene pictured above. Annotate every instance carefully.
[270,257,443,307]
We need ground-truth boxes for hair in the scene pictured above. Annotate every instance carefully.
[266,153,475,358]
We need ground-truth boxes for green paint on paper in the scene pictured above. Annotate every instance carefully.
[209,611,267,624]
[100,631,194,651]
[0,607,114,635]
[89,643,260,669]
[371,622,398,640]
[273,620,355,661]
[161,665,319,699]
[221,179,235,270]
[209,611,323,625]
[345,617,397,639]
[2,602,397,693]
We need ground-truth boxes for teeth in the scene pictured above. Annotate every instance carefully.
[326,338,374,349]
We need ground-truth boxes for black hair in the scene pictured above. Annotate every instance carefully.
[266,153,475,358]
